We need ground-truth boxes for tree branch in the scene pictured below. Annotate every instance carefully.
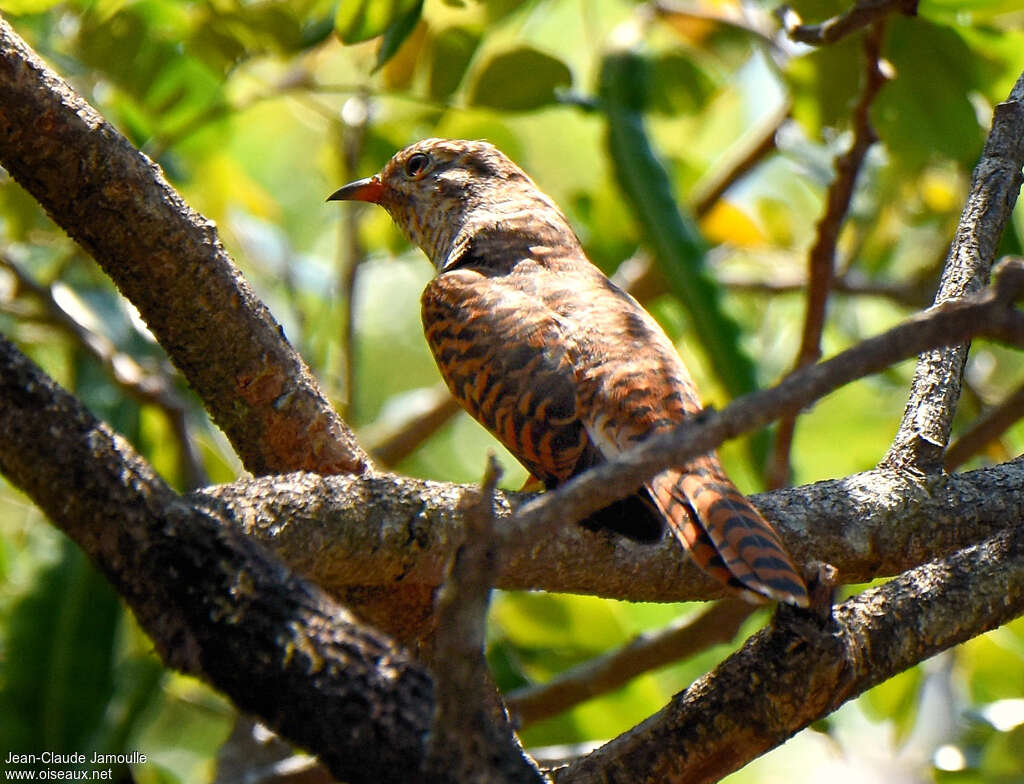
[0,16,369,478]
[884,69,1024,472]
[506,601,756,728]
[556,514,1024,784]
[776,0,918,46]
[0,333,433,784]
[769,22,887,488]
[196,453,1024,604]
[3,264,1024,781]
[427,458,549,783]
[183,261,1024,608]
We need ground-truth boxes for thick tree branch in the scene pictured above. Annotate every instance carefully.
[884,69,1024,472]
[198,455,1024,603]
[769,23,886,488]
[0,13,444,644]
[188,262,1024,606]
[0,16,369,477]
[557,516,1024,784]
[0,334,433,784]
[2,260,1024,783]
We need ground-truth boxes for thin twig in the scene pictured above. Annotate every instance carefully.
[0,250,209,489]
[721,269,934,309]
[944,381,1024,471]
[768,21,887,488]
[776,0,918,46]
[505,600,756,728]
[884,69,1024,472]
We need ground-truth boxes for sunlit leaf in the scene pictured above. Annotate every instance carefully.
[468,46,572,111]
[0,0,62,11]
[700,200,766,247]
[374,0,424,71]
[334,0,421,45]
[429,25,480,102]
[874,17,985,172]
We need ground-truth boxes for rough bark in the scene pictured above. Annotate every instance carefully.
[3,11,1024,784]
[558,519,1024,783]
[884,70,1024,471]
[0,15,369,478]
[196,457,1024,602]
[0,335,433,784]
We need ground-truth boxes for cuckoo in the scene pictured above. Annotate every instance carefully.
[329,138,808,607]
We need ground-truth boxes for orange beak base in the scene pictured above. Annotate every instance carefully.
[326,176,385,204]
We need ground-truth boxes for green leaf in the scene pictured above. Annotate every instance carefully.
[0,0,62,11]
[785,33,862,134]
[468,46,572,111]
[647,52,716,116]
[428,25,481,102]
[874,17,985,172]
[374,0,424,71]
[335,0,421,45]
[0,543,121,754]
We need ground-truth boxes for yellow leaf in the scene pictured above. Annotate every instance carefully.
[920,168,959,213]
[699,200,765,247]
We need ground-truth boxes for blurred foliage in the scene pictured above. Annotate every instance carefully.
[1,0,1023,781]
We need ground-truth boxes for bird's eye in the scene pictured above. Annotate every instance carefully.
[404,153,431,179]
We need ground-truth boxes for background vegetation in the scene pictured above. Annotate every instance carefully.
[1,0,1023,780]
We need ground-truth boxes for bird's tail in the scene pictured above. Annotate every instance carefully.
[646,456,809,606]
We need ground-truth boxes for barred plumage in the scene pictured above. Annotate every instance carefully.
[329,138,809,607]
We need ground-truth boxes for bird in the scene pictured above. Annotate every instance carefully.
[328,138,808,607]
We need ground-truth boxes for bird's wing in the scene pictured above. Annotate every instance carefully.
[421,267,591,485]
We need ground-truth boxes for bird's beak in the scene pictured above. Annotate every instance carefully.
[326,175,385,204]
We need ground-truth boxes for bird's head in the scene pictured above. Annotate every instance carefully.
[328,138,579,272]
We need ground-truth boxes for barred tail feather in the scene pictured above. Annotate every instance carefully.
[647,460,809,607]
